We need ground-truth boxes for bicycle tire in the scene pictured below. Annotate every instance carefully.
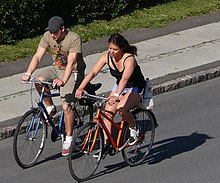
[13,108,47,168]
[72,103,95,136]
[121,108,155,166]
[68,122,104,182]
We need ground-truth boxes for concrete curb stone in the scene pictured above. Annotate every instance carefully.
[153,66,220,95]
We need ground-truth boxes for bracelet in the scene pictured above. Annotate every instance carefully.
[25,72,31,76]
[113,93,119,98]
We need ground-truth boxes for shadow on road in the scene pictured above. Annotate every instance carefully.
[34,152,63,167]
[67,132,212,181]
[146,132,212,164]
[90,132,212,180]
[91,160,129,180]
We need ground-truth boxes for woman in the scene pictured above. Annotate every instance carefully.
[75,33,146,146]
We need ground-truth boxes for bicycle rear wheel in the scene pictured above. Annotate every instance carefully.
[68,122,104,182]
[13,108,47,168]
[121,109,155,166]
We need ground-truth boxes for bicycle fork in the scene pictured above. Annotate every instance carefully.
[81,124,100,154]
[25,110,44,141]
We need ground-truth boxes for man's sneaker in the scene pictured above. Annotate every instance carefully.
[62,141,71,156]
[128,127,139,146]
[47,105,57,116]
[43,105,57,120]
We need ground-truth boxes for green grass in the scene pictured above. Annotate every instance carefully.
[1,0,220,62]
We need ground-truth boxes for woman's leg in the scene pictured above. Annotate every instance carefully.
[116,92,142,145]
[116,91,141,128]
[103,91,117,144]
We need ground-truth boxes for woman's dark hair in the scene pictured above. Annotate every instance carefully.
[108,33,137,55]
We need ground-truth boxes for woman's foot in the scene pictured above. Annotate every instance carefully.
[128,127,139,145]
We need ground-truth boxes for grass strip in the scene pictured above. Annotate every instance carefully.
[1,0,220,62]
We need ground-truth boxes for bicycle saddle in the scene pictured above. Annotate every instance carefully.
[85,82,102,94]
[79,82,102,106]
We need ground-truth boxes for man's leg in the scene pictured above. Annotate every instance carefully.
[35,78,54,106]
[61,103,74,156]
[59,71,78,156]
[35,68,57,116]
[63,103,74,136]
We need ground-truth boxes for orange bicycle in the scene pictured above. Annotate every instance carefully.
[68,92,156,182]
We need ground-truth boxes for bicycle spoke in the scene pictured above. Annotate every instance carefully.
[13,108,46,168]
[68,122,103,182]
[122,109,155,166]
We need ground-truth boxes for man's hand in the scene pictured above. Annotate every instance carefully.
[21,73,31,81]
[53,78,65,88]
[75,88,84,99]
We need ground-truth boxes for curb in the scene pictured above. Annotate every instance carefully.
[1,66,220,141]
[153,66,220,95]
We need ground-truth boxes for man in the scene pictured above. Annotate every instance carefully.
[21,16,86,156]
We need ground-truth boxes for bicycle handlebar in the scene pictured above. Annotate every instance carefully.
[82,92,120,103]
[82,92,108,102]
[22,77,53,86]
[30,78,53,86]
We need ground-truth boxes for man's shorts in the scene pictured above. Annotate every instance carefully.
[38,66,81,106]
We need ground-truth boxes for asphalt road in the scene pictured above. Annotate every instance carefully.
[1,77,220,183]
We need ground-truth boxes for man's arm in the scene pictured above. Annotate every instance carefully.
[62,52,77,83]
[21,46,46,80]
[53,52,78,87]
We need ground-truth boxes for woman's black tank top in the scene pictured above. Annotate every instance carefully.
[107,53,145,91]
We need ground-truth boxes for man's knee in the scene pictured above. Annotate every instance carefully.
[35,76,46,89]
[36,76,45,80]
[62,103,72,113]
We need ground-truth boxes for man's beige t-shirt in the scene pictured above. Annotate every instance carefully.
[39,31,86,75]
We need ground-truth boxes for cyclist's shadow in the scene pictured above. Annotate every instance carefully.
[87,132,212,181]
[145,132,212,164]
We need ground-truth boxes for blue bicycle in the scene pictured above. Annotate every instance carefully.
[13,78,101,168]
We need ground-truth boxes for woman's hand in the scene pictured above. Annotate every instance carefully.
[75,88,84,99]
[108,96,119,106]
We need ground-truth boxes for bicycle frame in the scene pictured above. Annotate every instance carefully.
[26,79,96,141]
[27,81,63,140]
[86,102,128,154]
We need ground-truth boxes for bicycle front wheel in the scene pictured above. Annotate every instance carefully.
[122,109,155,166]
[72,103,94,136]
[13,108,47,168]
[68,122,104,182]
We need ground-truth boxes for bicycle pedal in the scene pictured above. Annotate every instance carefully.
[78,121,84,127]
[101,145,110,159]
[107,144,116,156]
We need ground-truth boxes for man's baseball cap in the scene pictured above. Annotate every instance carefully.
[45,16,64,32]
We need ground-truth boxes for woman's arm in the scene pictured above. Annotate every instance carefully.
[115,56,135,96]
[107,56,135,106]
[75,52,107,98]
